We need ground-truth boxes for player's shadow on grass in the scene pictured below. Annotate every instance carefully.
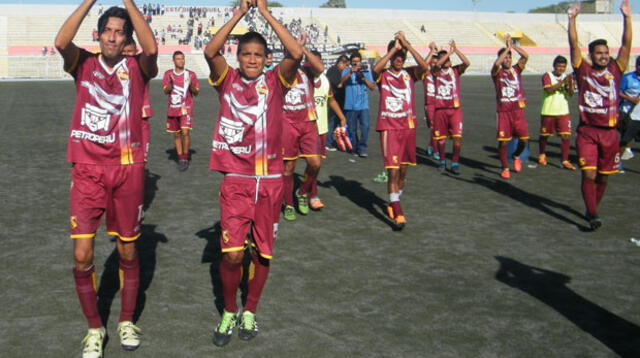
[449,174,589,230]
[415,147,438,168]
[165,148,197,163]
[322,175,396,230]
[96,224,168,327]
[528,139,580,167]
[495,256,640,358]
[143,170,161,212]
[197,222,251,315]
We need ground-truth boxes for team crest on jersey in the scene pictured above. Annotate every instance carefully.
[392,155,399,163]
[402,73,410,81]
[285,87,304,105]
[499,131,505,137]
[92,71,105,80]
[81,103,111,132]
[385,97,404,113]
[219,117,245,144]
[579,157,586,167]
[222,229,230,244]
[70,216,78,229]
[257,83,269,95]
[117,69,130,81]
[584,91,603,108]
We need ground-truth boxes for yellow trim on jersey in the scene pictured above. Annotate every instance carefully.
[299,154,322,158]
[259,252,273,260]
[278,69,297,88]
[599,169,619,175]
[70,233,96,239]
[92,271,97,291]
[519,136,530,140]
[497,137,512,142]
[432,135,448,140]
[108,231,141,242]
[222,246,246,253]
[580,166,597,170]
[209,65,229,87]
[539,133,554,137]
[385,165,401,169]
[450,134,463,138]
[283,155,299,160]
[120,146,133,165]
[557,131,571,135]
[401,162,417,166]
[119,269,124,290]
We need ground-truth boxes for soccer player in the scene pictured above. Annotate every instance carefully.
[203,0,302,346]
[568,1,632,230]
[123,39,153,163]
[423,43,438,158]
[311,49,348,209]
[372,32,428,229]
[491,34,530,179]
[281,32,324,221]
[618,56,640,168]
[432,40,470,174]
[538,55,576,170]
[54,1,158,357]
[162,51,199,171]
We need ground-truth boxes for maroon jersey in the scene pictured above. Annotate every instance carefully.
[66,49,148,165]
[492,64,527,112]
[142,83,153,118]
[376,68,418,131]
[423,72,435,106]
[210,66,291,176]
[574,59,622,128]
[162,69,199,117]
[434,66,462,109]
[282,68,316,123]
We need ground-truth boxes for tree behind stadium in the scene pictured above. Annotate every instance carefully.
[320,0,346,8]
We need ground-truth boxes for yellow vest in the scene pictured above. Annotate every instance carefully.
[313,74,331,135]
[541,72,570,116]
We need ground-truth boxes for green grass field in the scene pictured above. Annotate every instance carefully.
[1,75,639,358]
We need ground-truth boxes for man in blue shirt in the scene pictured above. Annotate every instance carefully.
[618,56,640,167]
[339,52,376,157]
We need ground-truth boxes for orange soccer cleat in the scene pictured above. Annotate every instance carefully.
[309,197,325,210]
[394,215,406,229]
[386,204,395,219]
[500,168,511,179]
[562,160,576,170]
[513,157,522,173]
[538,154,547,166]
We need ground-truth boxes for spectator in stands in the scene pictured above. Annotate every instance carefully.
[339,52,375,157]
[326,55,349,150]
[42,46,47,56]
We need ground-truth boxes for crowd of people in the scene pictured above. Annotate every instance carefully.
[55,1,635,358]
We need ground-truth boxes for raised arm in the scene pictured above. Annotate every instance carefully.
[616,0,633,70]
[424,42,437,72]
[258,0,302,83]
[373,39,400,79]
[396,31,428,78]
[299,33,324,76]
[567,3,582,68]
[512,43,529,70]
[452,41,471,73]
[124,0,158,78]
[54,0,95,72]
[204,0,250,83]
[491,35,512,76]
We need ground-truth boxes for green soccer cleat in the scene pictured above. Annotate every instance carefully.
[296,190,309,215]
[283,205,296,221]
[372,171,388,183]
[81,327,106,358]
[238,310,259,341]
[117,321,141,351]
[213,310,237,347]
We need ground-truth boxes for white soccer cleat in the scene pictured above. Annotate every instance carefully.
[81,327,106,358]
[621,147,634,161]
[117,321,142,351]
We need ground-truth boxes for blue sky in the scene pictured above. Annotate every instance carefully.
[0,1,594,14]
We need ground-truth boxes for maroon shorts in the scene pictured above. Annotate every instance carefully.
[540,115,571,137]
[433,108,463,140]
[380,129,417,169]
[283,120,321,160]
[219,174,283,260]
[318,133,327,157]
[166,115,192,132]
[576,126,620,174]
[424,103,436,128]
[70,163,144,241]
[141,118,150,162]
[497,109,529,142]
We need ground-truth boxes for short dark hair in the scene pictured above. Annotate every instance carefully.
[553,55,567,66]
[237,31,267,56]
[173,50,184,59]
[349,52,361,62]
[335,55,349,65]
[436,50,448,60]
[265,48,273,56]
[588,39,608,54]
[636,55,640,66]
[98,6,133,40]
[497,47,511,57]
[124,37,137,48]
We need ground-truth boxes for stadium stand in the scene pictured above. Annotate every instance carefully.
[1,4,639,79]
